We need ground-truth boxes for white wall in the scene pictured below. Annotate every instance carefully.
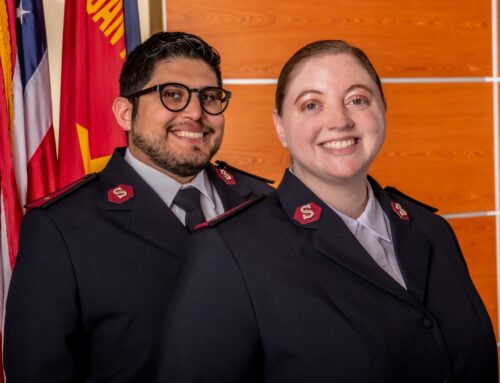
[42,0,151,148]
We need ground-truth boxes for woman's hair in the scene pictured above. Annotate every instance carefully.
[275,40,386,116]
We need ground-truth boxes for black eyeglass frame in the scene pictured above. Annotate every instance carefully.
[125,82,232,116]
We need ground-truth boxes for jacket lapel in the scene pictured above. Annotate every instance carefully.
[278,171,429,306]
[207,164,254,210]
[371,178,432,303]
[99,149,189,255]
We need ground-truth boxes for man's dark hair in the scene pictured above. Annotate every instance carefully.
[120,31,222,118]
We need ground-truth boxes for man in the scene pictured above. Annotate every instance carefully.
[4,32,273,382]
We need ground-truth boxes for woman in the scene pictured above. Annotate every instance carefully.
[158,40,498,382]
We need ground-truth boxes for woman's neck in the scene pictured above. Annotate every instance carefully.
[294,171,369,219]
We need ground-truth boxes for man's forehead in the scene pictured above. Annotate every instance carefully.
[149,58,218,82]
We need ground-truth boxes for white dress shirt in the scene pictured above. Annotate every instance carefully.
[330,183,407,289]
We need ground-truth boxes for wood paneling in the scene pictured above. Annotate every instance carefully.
[372,82,495,214]
[214,84,288,183]
[216,84,495,214]
[166,0,491,78]
[448,216,498,338]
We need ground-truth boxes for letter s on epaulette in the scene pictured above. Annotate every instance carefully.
[384,186,438,213]
[25,173,99,211]
[194,194,266,231]
[215,160,275,184]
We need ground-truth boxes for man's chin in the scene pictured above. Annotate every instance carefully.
[168,162,208,178]
[155,154,213,178]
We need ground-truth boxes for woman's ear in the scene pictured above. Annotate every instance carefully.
[272,110,288,148]
[112,97,133,132]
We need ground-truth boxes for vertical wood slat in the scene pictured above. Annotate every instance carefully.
[448,216,498,338]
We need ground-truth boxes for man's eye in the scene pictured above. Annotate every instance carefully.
[163,90,182,99]
[201,93,217,103]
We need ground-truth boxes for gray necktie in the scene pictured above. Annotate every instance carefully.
[173,187,206,232]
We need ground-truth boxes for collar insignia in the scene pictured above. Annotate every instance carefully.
[391,201,410,221]
[294,202,322,224]
[108,184,134,204]
[215,168,236,185]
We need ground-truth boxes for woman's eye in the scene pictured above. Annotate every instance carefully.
[349,97,368,106]
[302,102,319,111]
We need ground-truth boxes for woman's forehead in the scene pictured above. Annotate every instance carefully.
[286,54,376,92]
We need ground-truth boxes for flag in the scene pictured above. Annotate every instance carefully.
[1,0,58,301]
[0,0,58,378]
[57,0,141,187]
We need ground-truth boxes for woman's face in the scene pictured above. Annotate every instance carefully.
[273,53,386,189]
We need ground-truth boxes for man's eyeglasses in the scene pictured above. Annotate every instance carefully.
[125,82,232,116]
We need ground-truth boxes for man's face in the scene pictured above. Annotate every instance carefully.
[126,58,225,183]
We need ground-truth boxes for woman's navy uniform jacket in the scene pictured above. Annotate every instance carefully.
[4,148,273,383]
[160,170,498,383]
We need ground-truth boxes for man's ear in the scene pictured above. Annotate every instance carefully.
[272,110,288,148]
[112,97,133,132]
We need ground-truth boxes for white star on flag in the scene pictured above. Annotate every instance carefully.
[16,0,31,24]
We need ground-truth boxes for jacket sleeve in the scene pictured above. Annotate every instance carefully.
[4,209,84,382]
[158,231,262,383]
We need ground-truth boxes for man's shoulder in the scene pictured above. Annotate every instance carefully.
[209,161,275,193]
[25,173,101,212]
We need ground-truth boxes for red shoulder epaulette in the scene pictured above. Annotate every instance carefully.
[25,173,99,210]
[384,186,438,213]
[195,194,266,230]
[215,160,275,184]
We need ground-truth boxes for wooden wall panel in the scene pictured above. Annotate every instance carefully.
[166,0,491,78]
[213,85,287,182]
[216,84,495,214]
[448,217,498,338]
[372,82,495,214]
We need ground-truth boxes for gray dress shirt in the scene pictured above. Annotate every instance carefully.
[124,149,224,226]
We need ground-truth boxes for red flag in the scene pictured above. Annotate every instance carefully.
[0,1,22,278]
[57,0,140,187]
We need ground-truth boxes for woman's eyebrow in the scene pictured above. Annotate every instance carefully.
[293,89,322,105]
[346,84,374,95]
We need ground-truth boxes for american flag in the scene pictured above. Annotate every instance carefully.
[0,0,57,359]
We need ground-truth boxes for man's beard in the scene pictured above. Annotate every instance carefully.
[130,123,222,177]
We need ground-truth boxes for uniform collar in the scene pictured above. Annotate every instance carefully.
[332,182,392,243]
[277,170,429,305]
[124,149,217,210]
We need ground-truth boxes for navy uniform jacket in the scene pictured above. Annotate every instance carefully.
[159,170,498,383]
[4,148,273,383]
